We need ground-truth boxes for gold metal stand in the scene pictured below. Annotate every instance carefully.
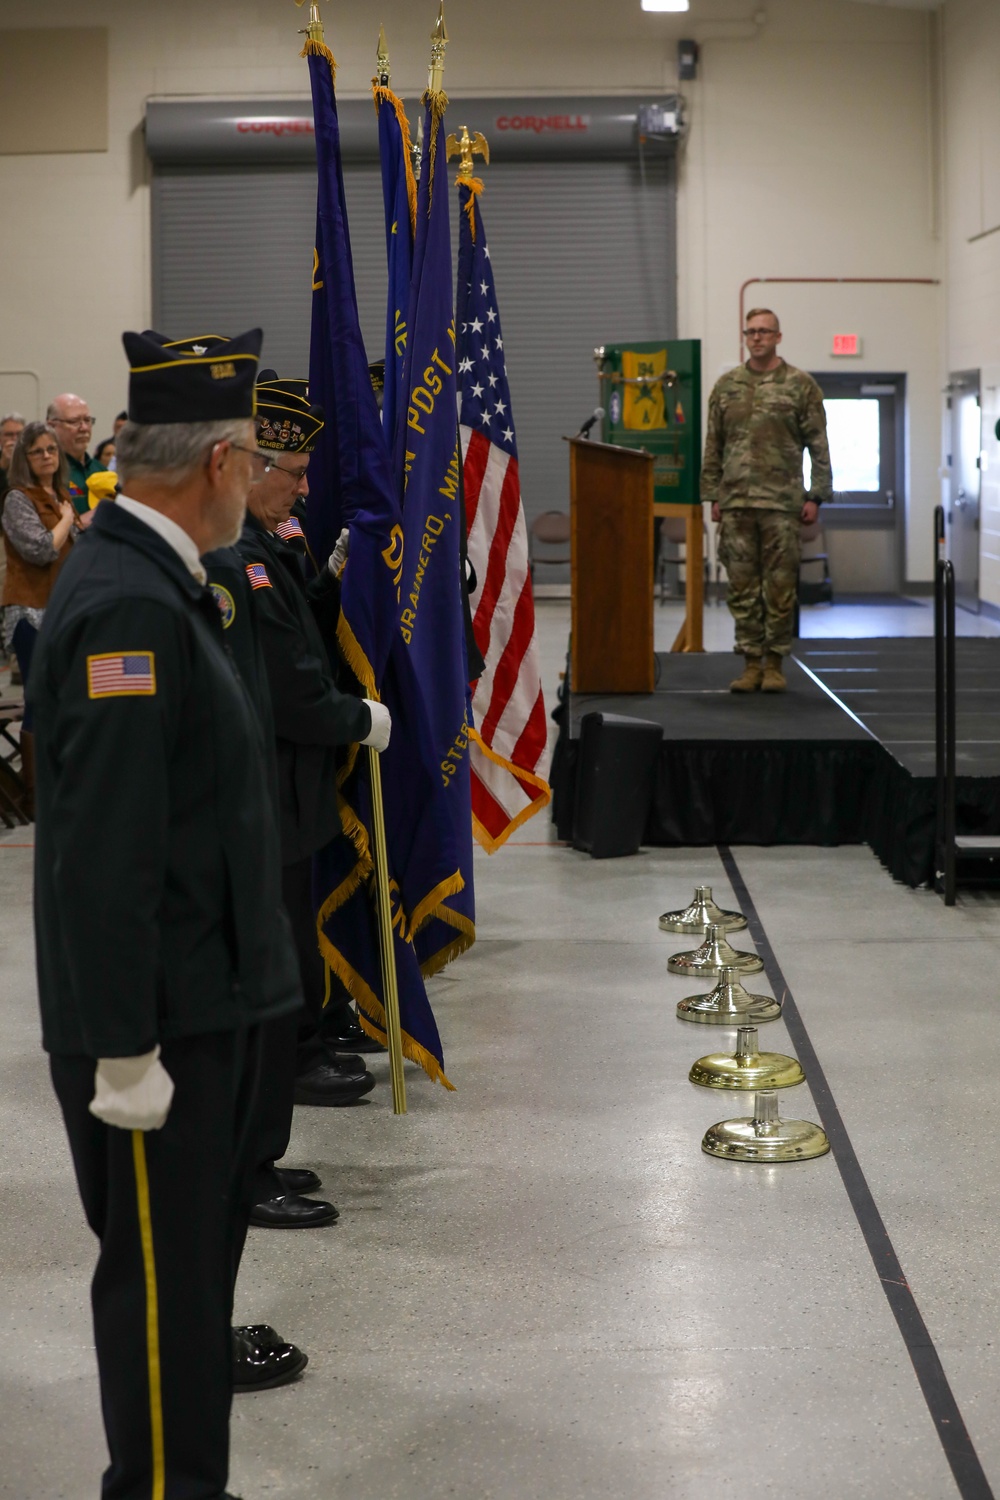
[368,747,407,1113]
[689,1026,804,1090]
[659,884,746,934]
[702,1090,830,1163]
[668,923,763,978]
[676,965,780,1024]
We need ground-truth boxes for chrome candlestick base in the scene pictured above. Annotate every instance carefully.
[668,923,763,978]
[676,966,780,1024]
[702,1090,830,1163]
[659,884,747,934]
[689,1026,804,1090]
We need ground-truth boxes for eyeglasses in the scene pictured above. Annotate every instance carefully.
[229,442,269,482]
[27,445,60,458]
[264,458,309,484]
[744,328,779,339]
[52,416,95,429]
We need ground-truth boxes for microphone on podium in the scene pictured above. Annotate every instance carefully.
[575,406,605,440]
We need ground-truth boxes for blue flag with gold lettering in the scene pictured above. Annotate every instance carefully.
[373,83,416,457]
[396,91,476,972]
[303,38,462,1086]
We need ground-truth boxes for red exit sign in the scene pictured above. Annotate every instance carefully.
[832,333,861,356]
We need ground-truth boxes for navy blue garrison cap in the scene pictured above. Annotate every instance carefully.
[122,328,263,424]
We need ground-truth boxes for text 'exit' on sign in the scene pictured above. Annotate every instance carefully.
[832,333,861,356]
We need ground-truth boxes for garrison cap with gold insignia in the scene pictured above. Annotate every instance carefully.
[122,328,262,423]
[255,370,325,454]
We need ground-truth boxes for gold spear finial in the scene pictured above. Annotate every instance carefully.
[446,124,489,177]
[428,1,448,94]
[376,22,390,86]
[296,1,325,46]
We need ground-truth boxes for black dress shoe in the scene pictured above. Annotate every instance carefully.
[276,1165,323,1196]
[324,1015,385,1055]
[249,1193,339,1228]
[232,1328,308,1392]
[293,1056,376,1106]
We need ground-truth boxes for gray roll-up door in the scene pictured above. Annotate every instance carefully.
[152,155,676,546]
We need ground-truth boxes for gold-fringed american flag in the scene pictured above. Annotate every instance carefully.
[456,180,551,851]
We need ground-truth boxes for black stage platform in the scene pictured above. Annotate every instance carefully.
[551,637,1000,886]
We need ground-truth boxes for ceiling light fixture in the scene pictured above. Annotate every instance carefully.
[641,0,690,11]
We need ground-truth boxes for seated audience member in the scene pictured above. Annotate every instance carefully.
[47,393,101,514]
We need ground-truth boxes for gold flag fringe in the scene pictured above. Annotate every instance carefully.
[421,89,449,206]
[300,36,337,77]
[455,174,484,241]
[318,930,456,1089]
[372,83,418,239]
[467,725,552,853]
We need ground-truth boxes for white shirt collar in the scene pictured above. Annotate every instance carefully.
[115,495,207,585]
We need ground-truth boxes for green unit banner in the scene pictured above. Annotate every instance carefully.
[596,339,702,506]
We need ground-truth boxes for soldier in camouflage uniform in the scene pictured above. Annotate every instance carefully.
[701,309,832,692]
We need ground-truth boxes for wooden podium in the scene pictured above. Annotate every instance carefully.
[568,437,705,693]
[569,437,654,693]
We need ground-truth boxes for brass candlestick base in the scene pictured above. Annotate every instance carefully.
[659,884,747,934]
[676,965,780,1024]
[668,923,763,978]
[689,1026,804,1090]
[702,1090,830,1163]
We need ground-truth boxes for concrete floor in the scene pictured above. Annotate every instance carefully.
[4,599,1000,1499]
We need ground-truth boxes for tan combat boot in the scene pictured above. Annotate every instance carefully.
[760,653,787,693]
[729,657,763,693]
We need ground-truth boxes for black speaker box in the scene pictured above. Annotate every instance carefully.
[572,712,664,859]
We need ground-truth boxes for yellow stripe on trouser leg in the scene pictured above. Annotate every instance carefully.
[131,1130,166,1500]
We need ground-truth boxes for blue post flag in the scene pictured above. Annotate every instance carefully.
[396,91,476,974]
[373,84,416,458]
[303,38,462,1087]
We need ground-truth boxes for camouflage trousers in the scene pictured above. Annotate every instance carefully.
[717,509,801,658]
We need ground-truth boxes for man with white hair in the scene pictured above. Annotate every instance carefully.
[32,328,305,1500]
[47,391,101,514]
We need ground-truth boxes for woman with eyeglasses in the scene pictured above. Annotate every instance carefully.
[2,422,79,810]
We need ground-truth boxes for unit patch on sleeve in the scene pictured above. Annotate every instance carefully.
[245,563,273,590]
[87,652,157,699]
[209,583,236,628]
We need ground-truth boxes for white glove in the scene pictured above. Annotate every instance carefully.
[89,1045,175,1132]
[328,526,350,577]
[361,699,392,752]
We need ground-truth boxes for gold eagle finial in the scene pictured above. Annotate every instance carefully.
[446,124,489,176]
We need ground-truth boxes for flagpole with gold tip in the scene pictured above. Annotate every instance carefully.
[299,0,407,1113]
[428,2,448,94]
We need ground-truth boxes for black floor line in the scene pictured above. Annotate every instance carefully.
[717,845,994,1500]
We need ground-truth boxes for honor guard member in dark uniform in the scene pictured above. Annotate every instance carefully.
[32,328,307,1500]
[237,371,391,1107]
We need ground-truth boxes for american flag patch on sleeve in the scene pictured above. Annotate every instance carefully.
[275,517,304,541]
[245,562,273,590]
[87,652,156,699]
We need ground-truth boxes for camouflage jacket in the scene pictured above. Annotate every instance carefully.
[701,360,832,512]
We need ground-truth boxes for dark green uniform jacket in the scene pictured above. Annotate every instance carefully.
[30,502,301,1058]
[235,512,371,864]
[65,451,104,515]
